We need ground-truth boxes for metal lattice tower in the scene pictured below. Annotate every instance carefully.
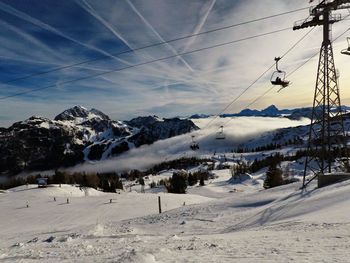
[293,0,350,187]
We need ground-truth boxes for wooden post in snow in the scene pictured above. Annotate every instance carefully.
[158,196,162,214]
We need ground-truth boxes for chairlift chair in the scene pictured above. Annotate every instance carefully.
[341,37,350,56]
[216,125,225,140]
[190,135,199,151]
[270,57,290,91]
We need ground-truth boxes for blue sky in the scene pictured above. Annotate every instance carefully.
[0,0,350,127]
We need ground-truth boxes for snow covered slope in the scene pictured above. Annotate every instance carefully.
[1,175,350,262]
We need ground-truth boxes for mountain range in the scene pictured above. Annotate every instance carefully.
[2,104,350,177]
[0,106,198,176]
[191,105,350,120]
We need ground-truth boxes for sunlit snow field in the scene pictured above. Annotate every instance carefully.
[1,171,350,262]
[2,116,349,262]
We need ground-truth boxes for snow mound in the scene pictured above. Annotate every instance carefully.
[119,250,158,263]
[223,179,350,232]
[227,173,253,183]
[89,223,105,237]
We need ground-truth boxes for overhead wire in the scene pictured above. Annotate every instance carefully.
[172,26,317,160]
[1,6,311,85]
[190,19,350,154]
[203,26,316,129]
[0,27,293,100]
[222,22,350,129]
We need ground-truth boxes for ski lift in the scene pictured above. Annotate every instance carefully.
[270,57,290,91]
[190,135,199,151]
[216,125,225,140]
[341,37,350,55]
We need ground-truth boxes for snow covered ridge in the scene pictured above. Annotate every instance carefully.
[190,104,350,119]
[0,106,198,177]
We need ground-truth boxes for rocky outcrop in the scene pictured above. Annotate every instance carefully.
[127,116,198,147]
[0,116,84,175]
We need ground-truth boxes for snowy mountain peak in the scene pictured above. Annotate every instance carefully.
[1,109,198,175]
[263,105,278,112]
[54,105,90,121]
[261,105,280,115]
[54,106,112,125]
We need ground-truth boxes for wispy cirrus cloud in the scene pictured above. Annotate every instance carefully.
[0,0,349,127]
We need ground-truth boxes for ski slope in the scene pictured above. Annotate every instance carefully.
[1,170,350,262]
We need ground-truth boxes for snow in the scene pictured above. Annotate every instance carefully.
[3,115,350,261]
[69,116,310,174]
[1,168,350,262]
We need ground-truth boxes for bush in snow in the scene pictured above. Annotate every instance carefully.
[127,170,145,181]
[231,160,250,178]
[263,163,284,189]
[149,181,156,188]
[187,173,198,186]
[166,170,188,194]
[138,176,145,186]
[158,179,167,186]
[98,172,123,192]
[250,153,284,173]
[199,177,205,186]
[194,170,209,186]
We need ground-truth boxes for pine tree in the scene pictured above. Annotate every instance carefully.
[264,163,284,189]
[166,171,188,193]
[199,177,205,186]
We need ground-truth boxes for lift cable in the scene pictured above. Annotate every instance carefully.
[222,24,350,128]
[202,27,316,130]
[0,27,293,100]
[188,23,350,154]
[2,6,311,85]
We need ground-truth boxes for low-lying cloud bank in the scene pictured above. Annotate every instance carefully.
[67,117,310,174]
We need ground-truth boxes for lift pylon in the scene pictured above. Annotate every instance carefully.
[293,0,350,187]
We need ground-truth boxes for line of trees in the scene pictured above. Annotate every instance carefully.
[165,170,211,194]
[235,136,303,153]
[0,171,123,192]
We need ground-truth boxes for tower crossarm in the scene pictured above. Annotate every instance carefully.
[293,0,350,31]
[329,0,350,10]
[312,0,350,12]
[293,14,341,30]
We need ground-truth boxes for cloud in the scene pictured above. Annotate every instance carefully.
[1,0,350,127]
[67,116,310,173]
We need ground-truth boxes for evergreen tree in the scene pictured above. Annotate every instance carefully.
[199,177,205,186]
[138,176,145,186]
[264,163,284,189]
[188,173,198,186]
[166,171,188,194]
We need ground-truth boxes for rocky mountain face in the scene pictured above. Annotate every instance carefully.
[127,116,197,147]
[0,106,198,176]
